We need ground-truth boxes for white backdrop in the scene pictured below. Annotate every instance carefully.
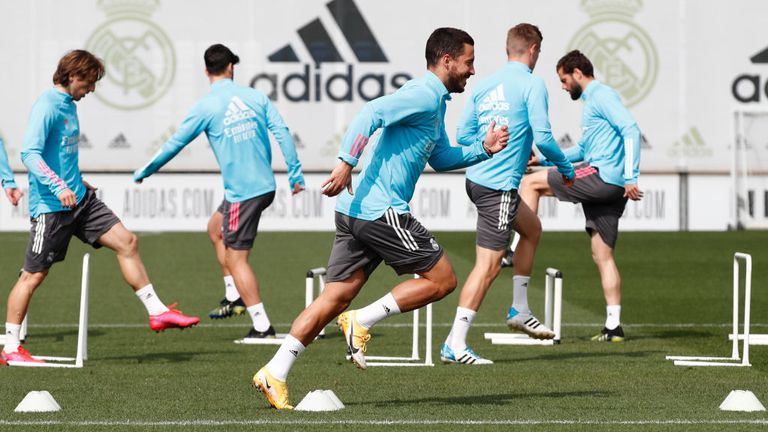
[0,0,767,173]
[1,0,767,232]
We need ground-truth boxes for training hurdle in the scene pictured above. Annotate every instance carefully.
[346,274,434,367]
[234,267,328,345]
[666,252,756,367]
[484,267,563,346]
[6,254,90,368]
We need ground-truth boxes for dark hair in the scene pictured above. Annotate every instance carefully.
[204,44,240,75]
[425,27,474,67]
[556,50,594,77]
[506,23,543,56]
[52,50,105,86]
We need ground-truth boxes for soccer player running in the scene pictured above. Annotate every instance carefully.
[134,44,305,340]
[520,50,642,342]
[253,28,510,410]
[2,50,200,365]
[1,136,22,206]
[442,24,575,365]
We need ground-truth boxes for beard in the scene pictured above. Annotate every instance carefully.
[569,82,583,100]
[445,70,470,93]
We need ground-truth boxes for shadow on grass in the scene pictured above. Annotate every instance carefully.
[494,350,661,363]
[351,390,611,407]
[99,351,203,363]
[23,329,106,342]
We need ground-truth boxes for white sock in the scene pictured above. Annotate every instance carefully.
[266,334,305,381]
[447,307,476,351]
[223,275,239,302]
[356,293,401,329]
[3,322,21,353]
[606,305,621,330]
[512,275,530,312]
[247,303,271,332]
[135,284,169,316]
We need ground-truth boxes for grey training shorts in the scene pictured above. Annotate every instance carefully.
[548,164,627,248]
[222,191,275,250]
[24,189,120,272]
[325,210,445,283]
[466,179,520,251]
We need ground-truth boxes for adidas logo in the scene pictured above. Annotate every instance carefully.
[478,84,510,112]
[223,96,257,126]
[382,305,391,315]
[249,0,412,102]
[732,43,768,102]
[667,127,711,158]
[459,316,470,323]
[289,349,299,358]
[108,133,130,149]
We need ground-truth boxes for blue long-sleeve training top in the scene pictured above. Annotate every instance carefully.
[457,61,574,191]
[21,89,86,218]
[335,71,492,221]
[543,80,641,187]
[0,137,17,189]
[134,79,304,202]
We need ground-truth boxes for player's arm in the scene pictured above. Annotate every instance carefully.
[0,137,22,206]
[264,98,304,195]
[323,87,438,196]
[455,92,479,146]
[428,120,508,172]
[602,92,642,199]
[133,104,209,183]
[527,79,575,181]
[21,104,75,207]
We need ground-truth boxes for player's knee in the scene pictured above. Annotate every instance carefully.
[18,271,47,291]
[125,232,139,254]
[433,271,457,299]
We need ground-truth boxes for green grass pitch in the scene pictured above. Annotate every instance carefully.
[1,231,767,431]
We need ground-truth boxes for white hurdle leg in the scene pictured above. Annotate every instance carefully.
[666,252,751,367]
[305,268,327,337]
[12,254,90,368]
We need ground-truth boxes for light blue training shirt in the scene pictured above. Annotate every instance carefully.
[134,79,304,202]
[542,80,641,187]
[457,61,574,191]
[335,71,492,221]
[0,137,17,189]
[21,89,86,218]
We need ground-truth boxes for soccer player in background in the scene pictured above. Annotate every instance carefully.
[205,209,246,320]
[134,44,305,340]
[442,23,575,365]
[1,136,21,366]
[1,136,22,206]
[253,27,510,410]
[520,50,642,342]
[2,50,200,365]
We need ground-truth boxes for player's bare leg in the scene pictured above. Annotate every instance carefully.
[207,211,245,319]
[99,223,199,331]
[519,169,554,215]
[590,231,624,342]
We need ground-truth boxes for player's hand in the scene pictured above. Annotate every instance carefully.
[624,183,643,201]
[482,120,509,155]
[4,187,22,206]
[563,175,575,188]
[83,179,97,191]
[321,162,353,197]
[292,182,305,195]
[58,188,77,208]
